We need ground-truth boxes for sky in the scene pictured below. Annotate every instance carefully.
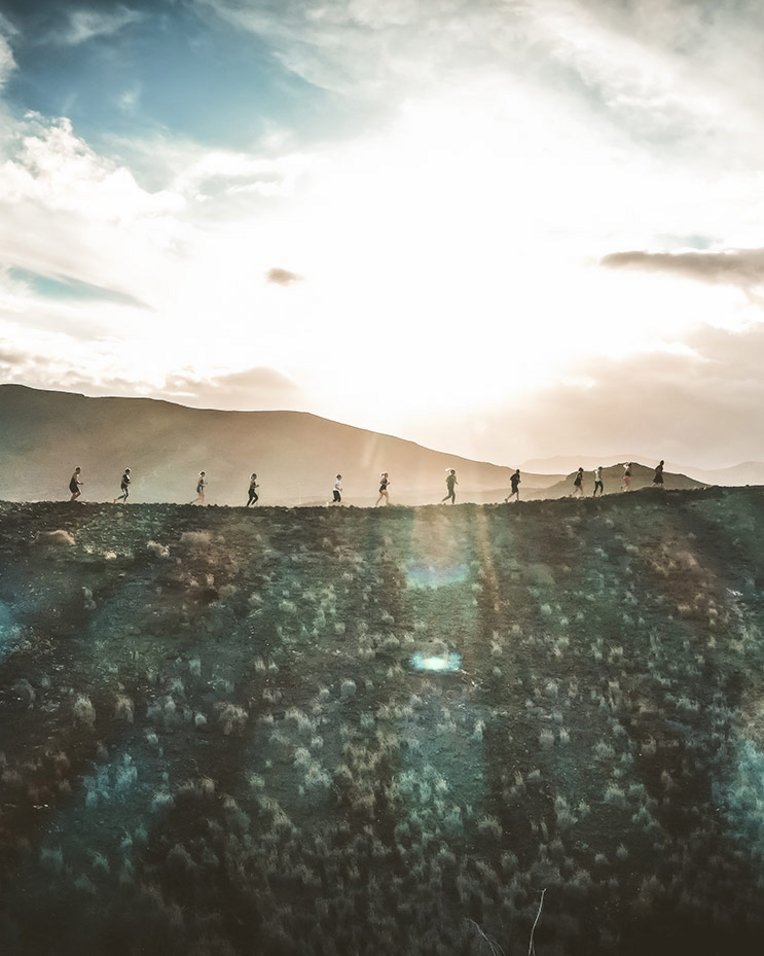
[0,0,763,469]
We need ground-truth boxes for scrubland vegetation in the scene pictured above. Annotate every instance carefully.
[1,488,764,954]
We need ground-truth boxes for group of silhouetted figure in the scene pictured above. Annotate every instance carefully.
[69,467,210,504]
[66,460,667,507]
[565,461,665,499]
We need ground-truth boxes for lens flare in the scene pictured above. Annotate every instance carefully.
[410,651,462,673]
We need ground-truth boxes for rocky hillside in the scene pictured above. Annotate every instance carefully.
[1,487,764,955]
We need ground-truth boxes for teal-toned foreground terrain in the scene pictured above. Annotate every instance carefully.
[1,490,764,955]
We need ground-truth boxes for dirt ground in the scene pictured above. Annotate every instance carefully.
[1,488,764,954]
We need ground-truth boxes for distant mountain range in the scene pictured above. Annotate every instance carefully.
[0,385,747,506]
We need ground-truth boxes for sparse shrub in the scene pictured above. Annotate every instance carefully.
[303,762,331,790]
[660,770,677,792]
[215,702,248,735]
[151,789,173,811]
[73,695,96,728]
[114,695,134,723]
[147,540,170,558]
[594,741,616,761]
[286,708,315,733]
[340,679,357,700]
[604,785,627,808]
[477,815,503,839]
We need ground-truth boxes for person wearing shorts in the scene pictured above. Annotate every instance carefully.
[247,473,259,506]
[570,467,584,498]
[69,467,83,501]
[332,475,343,504]
[441,469,457,504]
[375,473,390,506]
[114,468,131,503]
[505,469,521,503]
[192,472,207,505]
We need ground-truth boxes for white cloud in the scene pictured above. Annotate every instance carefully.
[56,6,144,46]
[1,0,763,464]
[0,114,187,302]
[0,33,16,90]
[117,84,142,116]
[197,0,764,172]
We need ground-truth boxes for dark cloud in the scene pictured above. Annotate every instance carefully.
[266,267,302,286]
[601,249,764,288]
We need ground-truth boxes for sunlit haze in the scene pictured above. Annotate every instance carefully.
[1,0,763,468]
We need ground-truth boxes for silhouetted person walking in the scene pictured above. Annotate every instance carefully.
[653,460,665,489]
[375,472,390,506]
[505,469,521,503]
[192,471,207,505]
[570,467,584,498]
[69,467,83,501]
[331,474,342,504]
[247,473,259,506]
[593,465,604,497]
[441,469,457,504]
[114,468,131,503]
